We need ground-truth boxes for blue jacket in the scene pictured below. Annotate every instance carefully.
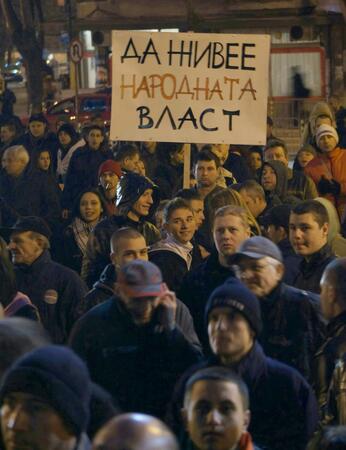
[69,295,203,419]
[14,250,87,343]
[168,342,318,450]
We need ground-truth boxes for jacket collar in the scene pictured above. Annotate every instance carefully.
[327,311,346,336]
[302,243,333,266]
[15,250,51,272]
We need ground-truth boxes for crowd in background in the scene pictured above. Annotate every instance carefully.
[0,98,346,449]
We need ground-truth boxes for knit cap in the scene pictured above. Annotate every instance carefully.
[205,278,262,336]
[0,345,92,436]
[315,124,339,146]
[98,159,123,179]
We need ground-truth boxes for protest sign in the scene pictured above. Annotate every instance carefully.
[110,31,270,145]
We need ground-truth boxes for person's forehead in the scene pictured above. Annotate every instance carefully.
[140,189,153,196]
[266,146,285,154]
[101,171,117,176]
[30,121,45,126]
[190,379,242,405]
[263,164,275,173]
[214,214,244,227]
[10,230,33,240]
[197,160,216,168]
[289,212,318,225]
[118,236,147,251]
[4,391,47,404]
[169,208,194,220]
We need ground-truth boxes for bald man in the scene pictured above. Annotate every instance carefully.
[314,258,346,413]
[92,413,179,450]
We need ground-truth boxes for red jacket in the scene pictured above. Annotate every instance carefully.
[239,432,257,450]
[304,147,346,217]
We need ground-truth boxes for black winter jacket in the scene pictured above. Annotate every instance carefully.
[277,238,303,285]
[168,342,319,450]
[69,295,203,419]
[62,145,113,209]
[15,250,87,343]
[78,264,116,317]
[293,244,335,294]
[178,251,235,351]
[0,166,61,227]
[259,282,325,381]
[313,311,346,413]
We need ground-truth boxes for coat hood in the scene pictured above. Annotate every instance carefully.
[116,172,160,216]
[261,160,288,200]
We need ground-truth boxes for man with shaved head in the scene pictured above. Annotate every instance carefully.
[313,257,346,416]
[92,413,179,450]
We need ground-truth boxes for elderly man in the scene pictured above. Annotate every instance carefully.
[69,259,202,419]
[230,235,325,380]
[0,145,60,226]
[92,413,179,450]
[3,216,87,343]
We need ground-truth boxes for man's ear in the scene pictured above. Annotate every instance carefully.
[110,252,116,265]
[276,262,285,282]
[322,222,329,238]
[181,408,188,431]
[243,409,251,431]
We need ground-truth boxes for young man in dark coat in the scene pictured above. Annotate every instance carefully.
[169,278,319,450]
[149,198,202,292]
[84,172,160,287]
[61,125,112,215]
[178,205,251,350]
[69,260,202,419]
[4,216,87,344]
[230,235,325,381]
[0,145,61,227]
[79,227,149,316]
[289,200,336,294]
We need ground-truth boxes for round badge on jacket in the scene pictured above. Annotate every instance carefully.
[44,289,58,305]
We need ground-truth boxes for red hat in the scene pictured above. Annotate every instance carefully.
[98,160,122,179]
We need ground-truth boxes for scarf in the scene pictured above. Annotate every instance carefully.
[72,217,94,255]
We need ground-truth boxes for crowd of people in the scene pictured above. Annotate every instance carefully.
[0,99,346,450]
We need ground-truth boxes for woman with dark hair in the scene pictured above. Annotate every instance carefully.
[153,142,185,199]
[0,237,39,320]
[61,188,105,274]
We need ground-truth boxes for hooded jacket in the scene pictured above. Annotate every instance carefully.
[116,172,160,217]
[301,102,336,147]
[261,160,288,208]
[83,174,160,288]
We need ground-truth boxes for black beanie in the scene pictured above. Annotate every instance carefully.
[205,278,262,336]
[0,345,92,436]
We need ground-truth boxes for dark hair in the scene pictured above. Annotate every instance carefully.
[291,200,329,227]
[0,237,17,307]
[308,426,346,450]
[1,122,16,134]
[184,366,249,409]
[114,143,139,163]
[163,198,193,223]
[156,142,184,165]
[264,139,288,158]
[194,149,221,168]
[175,188,203,202]
[71,188,106,221]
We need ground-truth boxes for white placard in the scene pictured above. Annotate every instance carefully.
[110,31,270,145]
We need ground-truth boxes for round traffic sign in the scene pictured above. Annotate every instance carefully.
[69,39,83,63]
